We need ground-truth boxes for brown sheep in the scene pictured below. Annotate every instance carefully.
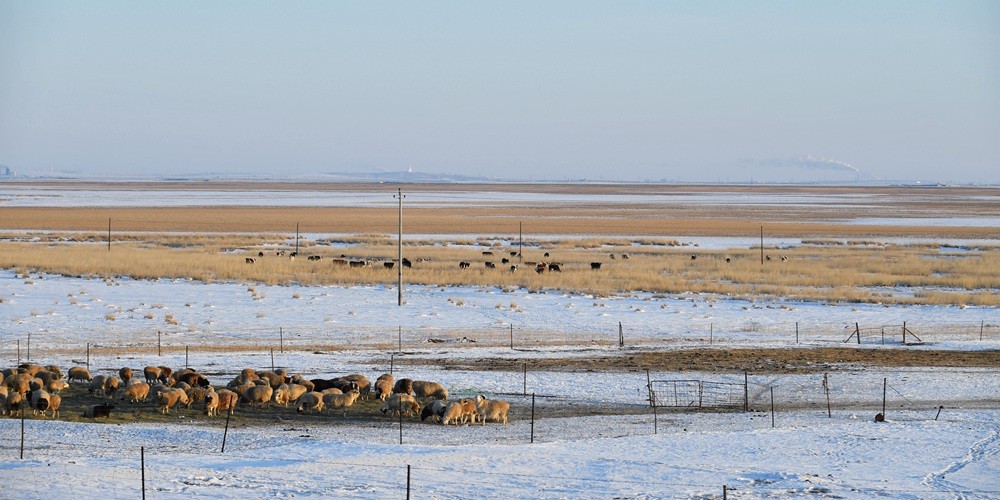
[392,378,413,396]
[118,367,133,385]
[155,387,189,414]
[47,380,70,394]
[411,380,449,400]
[45,393,62,419]
[205,389,238,416]
[322,389,361,413]
[243,384,273,407]
[475,395,510,425]
[122,382,151,403]
[374,374,394,401]
[68,366,93,383]
[143,366,167,385]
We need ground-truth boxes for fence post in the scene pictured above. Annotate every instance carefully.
[20,407,25,459]
[185,346,189,369]
[824,373,831,418]
[87,343,90,371]
[270,349,275,372]
[221,410,231,453]
[141,446,146,500]
[646,369,653,407]
[279,327,283,354]
[390,353,394,375]
[406,464,411,500]
[902,322,906,344]
[744,372,749,412]
[27,333,30,361]
[981,320,985,341]
[770,386,775,428]
[17,339,20,365]
[710,323,713,344]
[158,331,161,357]
[795,322,798,344]
[522,363,527,396]
[510,324,514,350]
[530,393,535,443]
[399,403,403,445]
[398,326,402,353]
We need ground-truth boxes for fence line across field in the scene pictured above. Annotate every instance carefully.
[5,319,998,364]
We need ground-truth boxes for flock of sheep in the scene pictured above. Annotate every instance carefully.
[1,363,511,427]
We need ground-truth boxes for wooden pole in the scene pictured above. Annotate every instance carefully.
[710,323,713,344]
[390,353,394,375]
[108,218,111,252]
[398,326,402,353]
[185,346,189,370]
[295,222,299,255]
[399,403,403,444]
[141,446,146,500]
[279,327,283,354]
[17,339,20,365]
[406,464,411,500]
[902,321,906,344]
[981,320,985,341]
[510,324,513,350]
[518,221,522,263]
[270,349,275,372]
[86,343,90,371]
[744,372,749,412]
[646,369,653,407]
[760,226,764,265]
[795,322,799,344]
[26,333,30,361]
[882,377,887,418]
[158,331,161,357]
[20,407,25,459]
[522,362,527,396]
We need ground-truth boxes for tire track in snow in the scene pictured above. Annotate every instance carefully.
[922,429,999,498]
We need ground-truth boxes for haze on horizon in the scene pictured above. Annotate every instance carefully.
[1,2,997,184]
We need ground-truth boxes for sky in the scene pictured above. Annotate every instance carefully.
[1,2,998,184]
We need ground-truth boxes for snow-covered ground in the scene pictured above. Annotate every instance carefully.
[2,186,999,498]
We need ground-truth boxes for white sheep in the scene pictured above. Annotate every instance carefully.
[243,384,273,407]
[296,391,325,414]
[475,395,510,425]
[381,393,419,417]
[122,382,150,403]
[374,374,393,401]
[68,366,92,383]
[322,389,361,415]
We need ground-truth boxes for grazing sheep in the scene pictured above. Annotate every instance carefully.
[47,380,70,394]
[273,383,309,407]
[411,380,449,400]
[421,400,448,422]
[83,404,115,418]
[243,384,274,407]
[44,365,62,376]
[320,387,343,395]
[296,391,325,414]
[45,393,61,419]
[20,364,45,376]
[187,386,209,404]
[35,370,63,386]
[4,391,25,415]
[392,378,413,396]
[122,382,150,403]
[177,370,211,388]
[475,395,510,425]
[155,387,190,414]
[119,367,133,385]
[374,374,393,401]
[381,394,419,417]
[143,366,169,385]
[440,400,465,425]
[460,398,480,424]
[290,375,315,392]
[322,389,361,413]
[89,375,110,395]
[205,389,238,416]
[339,374,371,398]
[30,389,51,416]
[68,366,93,383]
[255,371,285,389]
[7,375,30,395]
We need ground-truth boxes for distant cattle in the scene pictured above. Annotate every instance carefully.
[590,262,602,270]
[485,262,496,269]
[509,251,518,257]
[621,254,629,259]
[501,258,509,264]
[245,257,255,264]
[548,263,561,272]
[725,258,731,263]
[543,252,549,257]
[609,253,616,259]
[535,262,547,273]
[258,251,264,257]
[781,256,788,261]
[459,261,470,269]
[402,258,412,268]
[308,255,322,261]
[509,265,517,273]
[349,260,368,268]
[691,255,697,260]
[482,251,494,256]
[331,259,349,266]
[384,262,395,269]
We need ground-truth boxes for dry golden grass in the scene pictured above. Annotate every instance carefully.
[1,236,998,306]
[3,182,999,306]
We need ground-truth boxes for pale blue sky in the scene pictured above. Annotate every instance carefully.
[1,2,997,183]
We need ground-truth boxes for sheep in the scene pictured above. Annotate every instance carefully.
[47,380,70,394]
[322,389,361,414]
[35,370,63,386]
[4,391,25,416]
[122,382,150,403]
[7,375,30,395]
[273,383,309,407]
[339,374,371,398]
[45,393,61,419]
[143,366,169,385]
[205,389,238,416]
[320,387,343,395]
[30,389,51,416]
[392,378,413,396]
[119,367,133,385]
[296,391,325,414]
[20,364,45,376]
[89,375,110,395]
[374,374,393,401]
[243,384,274,407]
[440,400,465,425]
[255,370,285,388]
[187,386,209,404]
[420,400,448,422]
[83,404,115,418]
[155,387,189,414]
[68,366,93,383]
[381,393,419,417]
[290,374,315,392]
[460,398,480,424]
[475,395,510,425]
[44,365,62,376]
[411,380,449,400]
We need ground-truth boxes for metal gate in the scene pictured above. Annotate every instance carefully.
[649,379,745,410]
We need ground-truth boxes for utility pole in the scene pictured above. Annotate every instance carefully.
[395,189,405,306]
